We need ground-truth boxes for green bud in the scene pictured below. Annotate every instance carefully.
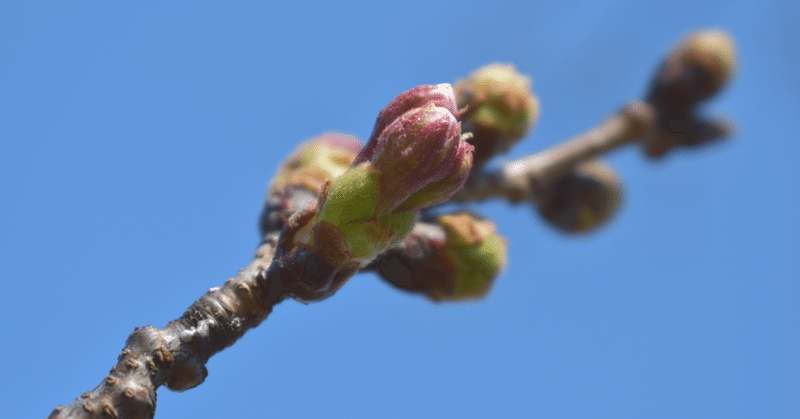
[270,133,362,196]
[370,212,507,302]
[434,213,507,301]
[455,63,540,166]
[260,133,362,236]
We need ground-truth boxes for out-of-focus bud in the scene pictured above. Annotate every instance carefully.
[269,133,362,196]
[455,63,540,166]
[537,160,622,234]
[646,29,737,111]
[642,30,737,160]
[371,212,506,302]
[434,213,506,301]
[279,84,475,302]
[259,133,362,236]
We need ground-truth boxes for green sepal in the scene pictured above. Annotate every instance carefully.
[316,164,380,227]
[337,210,418,262]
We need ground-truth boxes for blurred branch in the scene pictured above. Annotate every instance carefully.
[450,101,654,206]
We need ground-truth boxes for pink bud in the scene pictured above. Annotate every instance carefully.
[352,84,473,216]
[355,84,461,167]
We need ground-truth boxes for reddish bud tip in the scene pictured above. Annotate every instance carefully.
[352,84,474,215]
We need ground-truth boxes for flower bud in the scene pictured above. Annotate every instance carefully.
[455,63,540,166]
[269,133,362,196]
[347,83,474,217]
[366,104,473,215]
[313,82,474,260]
[434,213,507,301]
[260,133,362,236]
[537,160,622,234]
[284,84,475,296]
[371,212,506,302]
[362,83,460,156]
[646,29,737,111]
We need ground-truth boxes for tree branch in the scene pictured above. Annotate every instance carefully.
[450,100,654,206]
[48,235,283,419]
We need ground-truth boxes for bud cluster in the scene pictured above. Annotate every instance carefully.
[272,84,474,302]
[262,28,737,304]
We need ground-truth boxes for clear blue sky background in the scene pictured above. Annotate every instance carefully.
[2,1,797,418]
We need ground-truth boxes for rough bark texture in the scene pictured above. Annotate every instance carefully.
[48,235,283,419]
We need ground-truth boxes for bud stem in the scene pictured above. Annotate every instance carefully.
[452,101,653,205]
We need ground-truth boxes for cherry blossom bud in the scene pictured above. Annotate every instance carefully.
[323,83,473,224]
[313,84,473,262]
[269,133,362,196]
[647,29,737,111]
[434,213,506,301]
[359,83,460,162]
[537,160,622,234]
[455,63,540,166]
[279,84,476,302]
[260,133,362,236]
[372,212,506,302]
[363,103,473,215]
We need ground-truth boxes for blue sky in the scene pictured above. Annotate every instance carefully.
[2,1,797,418]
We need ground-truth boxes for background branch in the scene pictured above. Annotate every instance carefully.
[452,101,654,206]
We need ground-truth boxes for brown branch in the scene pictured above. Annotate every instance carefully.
[48,234,284,419]
[450,100,655,206]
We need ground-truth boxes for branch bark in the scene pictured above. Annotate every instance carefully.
[450,100,655,206]
[48,235,283,419]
